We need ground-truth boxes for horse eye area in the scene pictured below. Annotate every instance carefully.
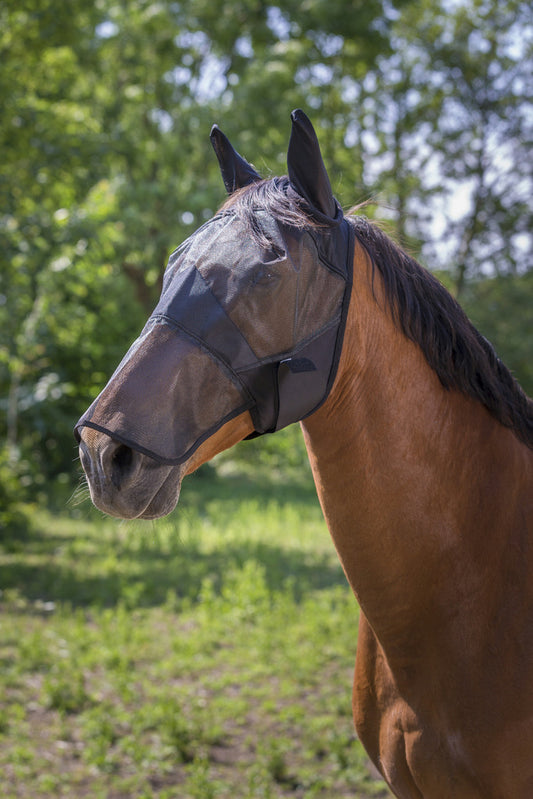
[250,265,278,287]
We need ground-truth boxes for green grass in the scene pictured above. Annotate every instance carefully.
[0,462,390,798]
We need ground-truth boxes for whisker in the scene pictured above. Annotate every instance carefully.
[68,473,91,508]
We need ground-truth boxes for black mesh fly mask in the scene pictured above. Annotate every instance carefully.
[75,110,354,465]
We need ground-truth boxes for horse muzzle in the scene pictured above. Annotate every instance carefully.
[78,428,183,519]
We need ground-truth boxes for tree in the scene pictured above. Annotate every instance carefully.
[0,0,108,471]
[1,0,530,494]
[461,270,533,396]
[2,0,405,485]
[359,0,533,293]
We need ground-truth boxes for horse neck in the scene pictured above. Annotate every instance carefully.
[301,247,531,654]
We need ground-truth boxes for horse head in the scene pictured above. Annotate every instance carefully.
[76,111,353,518]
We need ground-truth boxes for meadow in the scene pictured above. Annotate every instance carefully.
[0,450,390,798]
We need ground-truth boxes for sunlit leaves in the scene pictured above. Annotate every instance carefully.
[1,0,531,490]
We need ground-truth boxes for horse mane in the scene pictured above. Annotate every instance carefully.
[350,216,533,449]
[223,178,533,449]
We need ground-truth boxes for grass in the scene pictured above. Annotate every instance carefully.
[0,458,390,798]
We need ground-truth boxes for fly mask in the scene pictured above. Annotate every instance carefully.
[74,110,354,465]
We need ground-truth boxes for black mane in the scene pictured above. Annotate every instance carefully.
[224,178,533,449]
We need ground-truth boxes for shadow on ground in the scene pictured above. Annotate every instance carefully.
[0,469,348,611]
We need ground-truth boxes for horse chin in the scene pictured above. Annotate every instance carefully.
[129,467,184,520]
[133,495,181,520]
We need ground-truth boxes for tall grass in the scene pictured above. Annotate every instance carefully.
[0,461,390,798]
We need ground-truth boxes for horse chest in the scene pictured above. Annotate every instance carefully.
[354,614,533,798]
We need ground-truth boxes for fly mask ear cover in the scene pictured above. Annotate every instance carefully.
[209,108,354,439]
[74,111,354,465]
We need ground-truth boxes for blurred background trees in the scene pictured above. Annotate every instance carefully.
[1,0,531,510]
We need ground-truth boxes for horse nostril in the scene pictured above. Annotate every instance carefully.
[111,443,134,489]
[113,443,133,470]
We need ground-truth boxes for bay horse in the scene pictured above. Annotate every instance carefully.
[76,110,533,798]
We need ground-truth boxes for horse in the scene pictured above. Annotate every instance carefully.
[76,110,533,798]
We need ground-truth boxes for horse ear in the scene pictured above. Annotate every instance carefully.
[287,109,337,220]
[210,125,261,194]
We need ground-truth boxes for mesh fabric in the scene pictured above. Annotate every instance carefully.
[77,321,251,464]
[75,209,354,464]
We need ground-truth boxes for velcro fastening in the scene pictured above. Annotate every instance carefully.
[280,357,317,374]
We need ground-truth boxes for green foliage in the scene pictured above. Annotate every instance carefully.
[1,0,531,493]
[360,0,532,288]
[215,423,310,480]
[42,665,90,715]
[0,473,386,797]
[461,270,533,396]
[0,447,33,540]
